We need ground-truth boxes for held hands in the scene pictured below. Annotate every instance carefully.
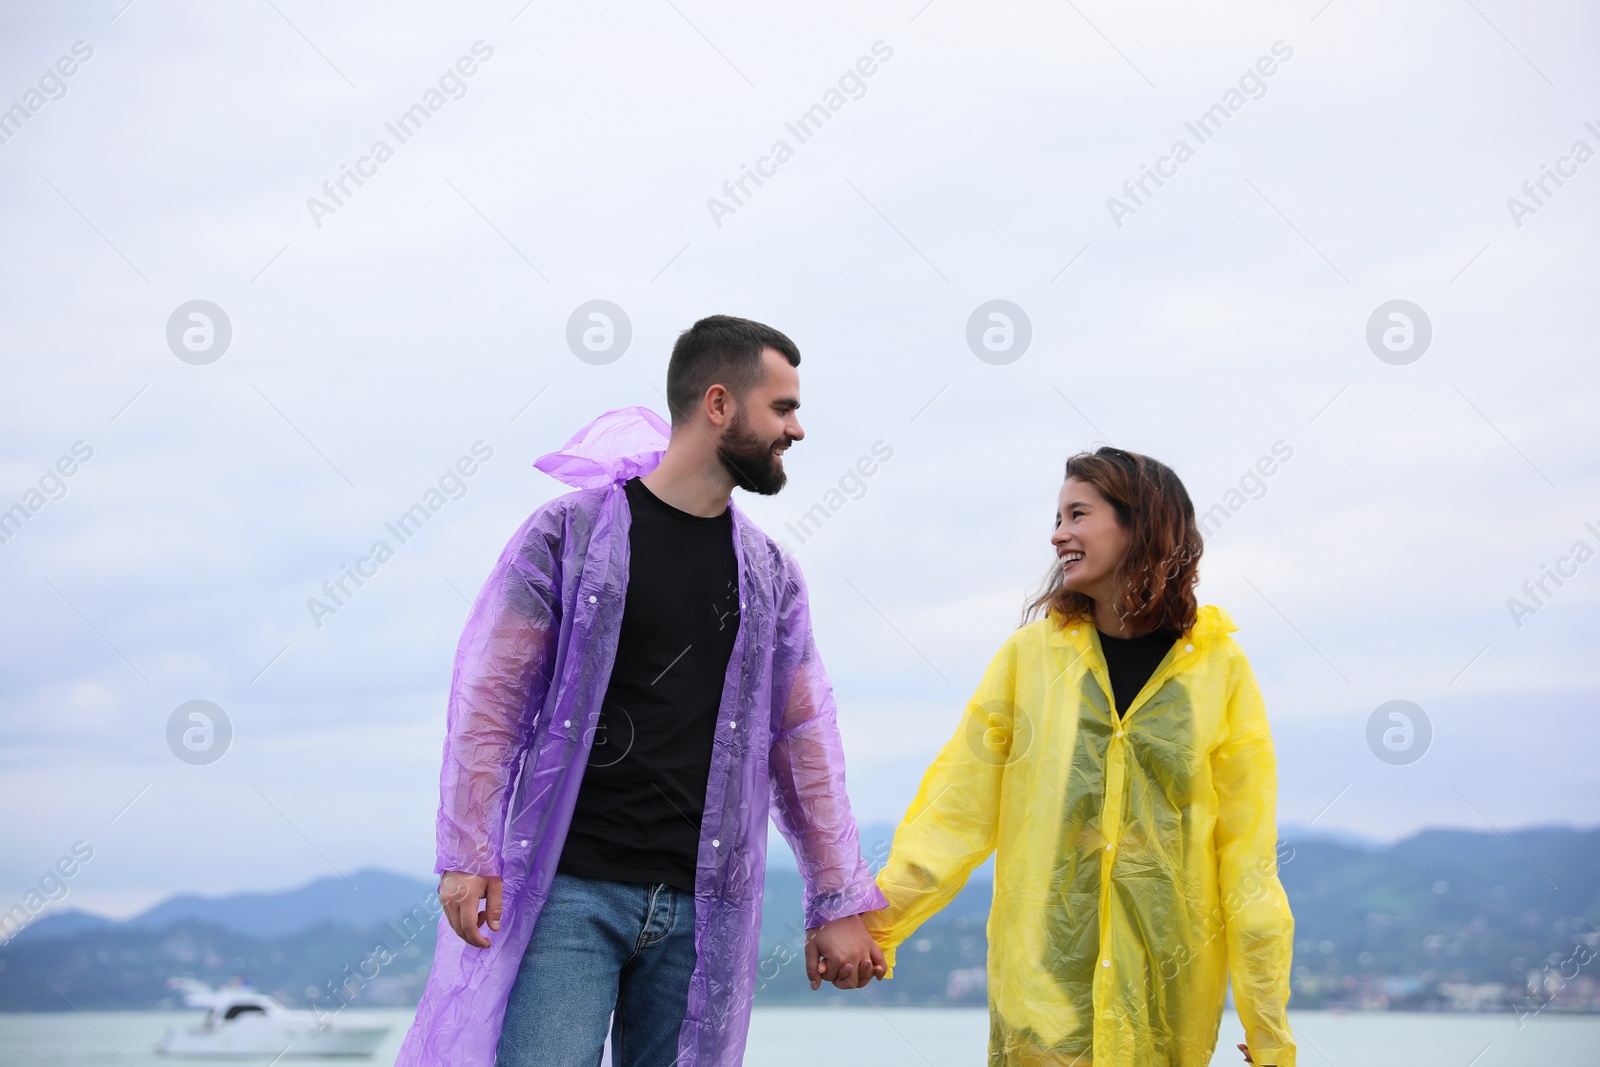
[440,870,891,989]
[1236,1043,1275,1066]
[440,871,502,949]
[806,914,887,990]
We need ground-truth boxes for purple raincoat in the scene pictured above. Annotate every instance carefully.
[397,407,887,1066]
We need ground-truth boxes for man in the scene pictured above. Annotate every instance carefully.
[397,316,887,1066]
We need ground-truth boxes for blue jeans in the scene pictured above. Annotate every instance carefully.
[497,872,698,1067]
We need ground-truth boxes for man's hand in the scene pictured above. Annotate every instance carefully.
[439,871,502,949]
[806,914,887,990]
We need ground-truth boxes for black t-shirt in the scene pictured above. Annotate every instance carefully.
[1098,627,1181,717]
[557,477,741,893]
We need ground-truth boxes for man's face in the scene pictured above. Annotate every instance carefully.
[716,347,804,496]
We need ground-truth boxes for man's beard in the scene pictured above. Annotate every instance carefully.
[716,411,789,496]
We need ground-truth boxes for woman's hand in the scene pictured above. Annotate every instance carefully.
[1237,1042,1274,1066]
[807,914,887,989]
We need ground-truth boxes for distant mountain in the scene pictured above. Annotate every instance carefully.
[1278,825,1600,1009]
[4,826,1597,1014]
[8,868,437,946]
[3,909,117,943]
[1276,822,1383,851]
[128,868,437,939]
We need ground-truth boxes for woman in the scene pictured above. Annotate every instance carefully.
[865,448,1296,1067]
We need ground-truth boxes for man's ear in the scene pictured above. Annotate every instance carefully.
[703,383,735,428]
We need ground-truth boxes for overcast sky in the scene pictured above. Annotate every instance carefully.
[2,0,1596,919]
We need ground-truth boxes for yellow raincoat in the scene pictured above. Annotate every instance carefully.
[866,606,1296,1067]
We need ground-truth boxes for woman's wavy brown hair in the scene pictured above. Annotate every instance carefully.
[1025,447,1202,636]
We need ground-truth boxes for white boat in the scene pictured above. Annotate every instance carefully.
[156,978,390,1058]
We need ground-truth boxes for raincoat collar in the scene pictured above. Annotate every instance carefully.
[1053,604,1238,726]
[1047,603,1237,647]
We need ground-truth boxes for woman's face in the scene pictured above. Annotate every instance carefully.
[1051,477,1130,603]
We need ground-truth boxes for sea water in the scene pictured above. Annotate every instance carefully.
[0,1007,1595,1065]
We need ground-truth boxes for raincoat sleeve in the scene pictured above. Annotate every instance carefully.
[864,634,1016,974]
[434,505,563,878]
[1213,650,1296,1067]
[766,552,889,929]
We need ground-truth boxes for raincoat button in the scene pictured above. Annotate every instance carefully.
[1105,843,1113,851]
[712,839,721,848]
[1102,959,1110,967]
[588,595,598,604]
[1116,730,1124,738]
[564,719,572,728]
[740,601,747,609]
[1185,643,1194,652]
[1071,629,1079,636]
[519,840,529,847]
[730,722,738,729]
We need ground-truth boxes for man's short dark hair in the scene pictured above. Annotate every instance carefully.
[665,315,801,425]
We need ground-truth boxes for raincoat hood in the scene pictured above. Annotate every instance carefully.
[532,405,671,488]
[399,407,884,1066]
[1188,603,1237,640]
